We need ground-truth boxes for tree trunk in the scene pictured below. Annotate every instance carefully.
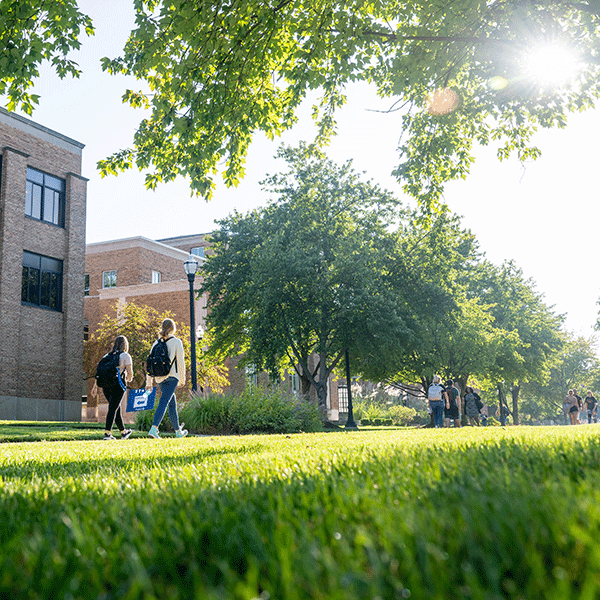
[511,383,520,426]
[497,382,508,426]
[421,376,434,428]
[300,374,311,396]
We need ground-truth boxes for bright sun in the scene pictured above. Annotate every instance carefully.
[521,42,581,88]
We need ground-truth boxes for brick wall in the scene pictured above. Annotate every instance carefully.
[0,111,86,420]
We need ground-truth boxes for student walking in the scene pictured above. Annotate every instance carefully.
[444,379,461,428]
[92,335,133,441]
[584,391,597,424]
[566,389,579,425]
[427,376,447,429]
[464,386,481,427]
[147,318,188,439]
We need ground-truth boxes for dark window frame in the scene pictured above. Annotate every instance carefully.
[25,166,66,227]
[21,251,63,312]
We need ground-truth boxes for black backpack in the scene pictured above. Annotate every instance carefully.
[146,338,173,377]
[95,351,125,390]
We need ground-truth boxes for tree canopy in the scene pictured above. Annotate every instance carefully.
[386,225,564,421]
[3,1,600,203]
[200,145,450,409]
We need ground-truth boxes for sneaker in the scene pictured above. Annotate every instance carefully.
[103,433,116,441]
[148,425,160,439]
[175,424,188,438]
[121,429,132,440]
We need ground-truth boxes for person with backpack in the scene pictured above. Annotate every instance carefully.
[444,379,461,428]
[91,335,134,441]
[146,318,188,439]
[427,375,447,428]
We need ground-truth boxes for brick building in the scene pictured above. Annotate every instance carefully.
[0,108,87,420]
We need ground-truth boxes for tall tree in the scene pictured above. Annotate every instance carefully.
[470,260,564,424]
[201,145,445,411]
[523,333,600,421]
[385,223,564,420]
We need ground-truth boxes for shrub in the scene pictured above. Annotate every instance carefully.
[388,405,417,427]
[361,419,371,426]
[353,399,385,422]
[383,419,393,426]
[147,388,324,435]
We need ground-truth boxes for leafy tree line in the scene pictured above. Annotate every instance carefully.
[4,1,600,204]
[200,145,567,423]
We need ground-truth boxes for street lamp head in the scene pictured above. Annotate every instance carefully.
[183,254,199,277]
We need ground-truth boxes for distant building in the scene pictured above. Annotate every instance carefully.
[0,108,87,420]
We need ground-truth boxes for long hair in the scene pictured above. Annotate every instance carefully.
[160,318,176,339]
[111,335,128,353]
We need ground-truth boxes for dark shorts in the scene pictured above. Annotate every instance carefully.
[569,406,579,413]
[445,405,459,419]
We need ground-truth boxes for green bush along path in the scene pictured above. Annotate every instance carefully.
[1,427,600,599]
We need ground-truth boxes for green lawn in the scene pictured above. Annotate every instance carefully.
[1,425,599,599]
[0,421,104,443]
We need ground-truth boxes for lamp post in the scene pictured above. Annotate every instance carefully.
[345,348,357,429]
[183,254,199,393]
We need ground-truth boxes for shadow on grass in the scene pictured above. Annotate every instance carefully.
[0,440,266,481]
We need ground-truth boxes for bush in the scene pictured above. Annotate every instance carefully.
[360,419,371,426]
[353,399,386,422]
[139,388,324,435]
[388,405,417,426]
[383,419,393,426]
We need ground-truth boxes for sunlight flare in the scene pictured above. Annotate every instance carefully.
[521,42,581,88]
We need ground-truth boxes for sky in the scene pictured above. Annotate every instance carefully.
[12,0,600,339]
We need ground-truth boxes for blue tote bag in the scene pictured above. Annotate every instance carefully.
[126,387,157,412]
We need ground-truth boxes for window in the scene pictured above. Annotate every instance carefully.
[338,386,348,413]
[152,270,161,284]
[84,320,89,342]
[191,247,205,258]
[103,270,117,288]
[245,364,258,388]
[84,274,90,296]
[25,167,65,227]
[21,251,63,311]
[289,371,300,394]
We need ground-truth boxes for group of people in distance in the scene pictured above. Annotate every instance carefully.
[563,389,598,425]
[427,375,486,428]
[90,318,189,441]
